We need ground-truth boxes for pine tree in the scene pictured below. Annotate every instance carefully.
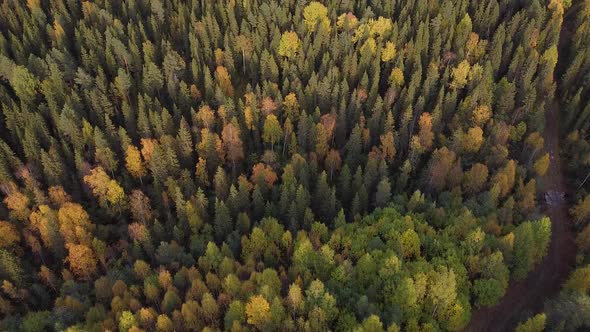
[10,66,39,104]
[314,172,335,222]
[142,61,164,95]
[214,167,230,201]
[195,157,210,188]
[214,199,232,243]
[176,117,194,166]
[375,177,392,208]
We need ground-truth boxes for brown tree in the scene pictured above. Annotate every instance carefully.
[463,163,489,194]
[325,150,342,180]
[380,132,396,161]
[251,163,278,189]
[428,147,457,192]
[2,183,30,221]
[222,122,244,173]
[418,113,434,151]
[140,138,157,164]
[0,221,19,248]
[130,190,153,224]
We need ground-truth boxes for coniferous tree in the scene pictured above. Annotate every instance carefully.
[0,1,575,330]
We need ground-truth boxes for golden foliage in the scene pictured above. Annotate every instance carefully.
[140,138,157,164]
[389,67,405,88]
[245,295,271,328]
[84,167,127,211]
[48,186,71,207]
[278,31,301,58]
[451,60,471,89]
[58,202,95,245]
[215,66,234,96]
[381,42,397,62]
[463,127,484,153]
[66,243,98,280]
[418,113,434,151]
[0,221,19,248]
[472,105,492,126]
[380,132,396,161]
[3,183,30,220]
[126,145,147,179]
[303,2,330,32]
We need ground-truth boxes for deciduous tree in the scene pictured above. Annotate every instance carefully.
[303,2,330,32]
[66,243,97,280]
[222,122,244,172]
[278,31,301,59]
[263,115,282,152]
[126,145,146,182]
[246,295,271,329]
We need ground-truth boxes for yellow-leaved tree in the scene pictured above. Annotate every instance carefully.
[278,31,301,58]
[84,167,127,214]
[303,2,330,32]
[66,243,97,280]
[58,202,95,245]
[381,41,397,62]
[245,295,271,329]
[125,145,146,183]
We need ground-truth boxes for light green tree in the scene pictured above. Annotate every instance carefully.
[263,115,283,152]
[278,31,301,58]
[303,2,330,32]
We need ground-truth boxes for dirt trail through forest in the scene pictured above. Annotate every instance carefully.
[463,102,577,331]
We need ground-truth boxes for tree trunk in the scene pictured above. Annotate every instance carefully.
[579,169,590,189]
[242,49,246,75]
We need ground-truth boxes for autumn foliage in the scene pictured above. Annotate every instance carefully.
[0,0,575,330]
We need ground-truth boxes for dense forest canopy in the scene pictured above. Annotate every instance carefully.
[0,0,586,331]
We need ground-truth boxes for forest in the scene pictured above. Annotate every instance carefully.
[0,0,588,331]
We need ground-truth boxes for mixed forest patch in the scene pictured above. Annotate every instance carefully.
[0,0,580,330]
[516,0,590,330]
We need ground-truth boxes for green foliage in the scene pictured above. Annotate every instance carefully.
[512,218,551,279]
[21,311,52,332]
[515,313,546,332]
[118,311,137,332]
[473,278,504,307]
[0,0,571,330]
[0,249,23,285]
